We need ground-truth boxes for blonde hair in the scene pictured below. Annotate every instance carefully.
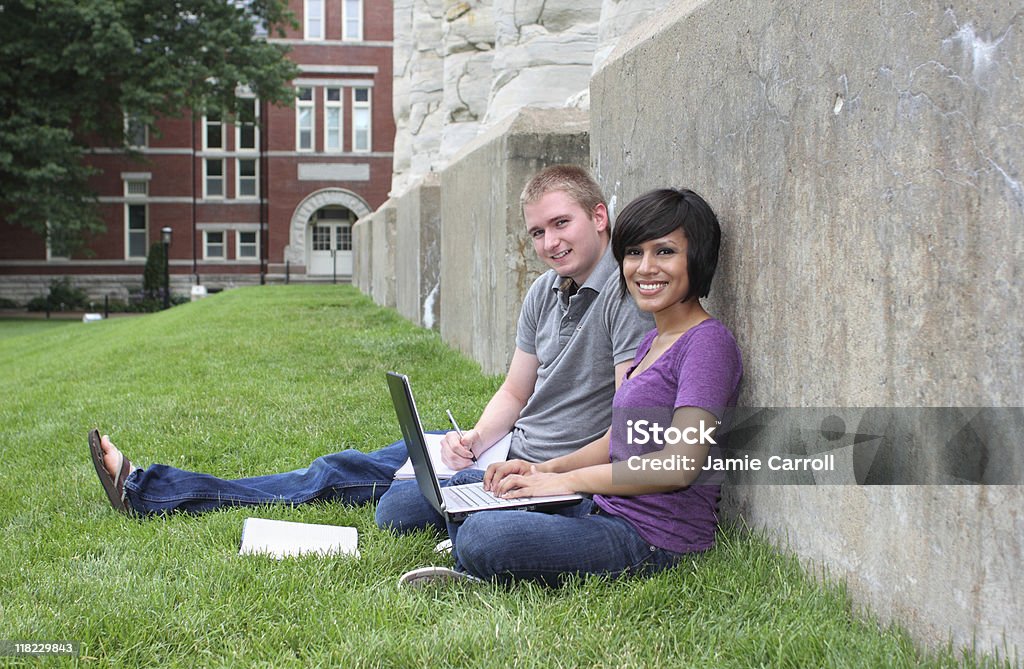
[520,164,606,217]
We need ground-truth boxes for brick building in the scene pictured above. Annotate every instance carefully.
[0,0,394,303]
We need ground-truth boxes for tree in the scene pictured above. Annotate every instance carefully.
[0,0,300,254]
[143,242,167,300]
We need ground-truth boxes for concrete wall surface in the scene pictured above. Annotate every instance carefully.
[440,107,590,374]
[591,0,1022,656]
[395,174,442,329]
[352,214,374,294]
[369,201,398,308]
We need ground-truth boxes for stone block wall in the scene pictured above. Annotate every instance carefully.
[352,214,374,293]
[440,107,590,374]
[590,0,1022,655]
[369,200,397,308]
[395,174,441,329]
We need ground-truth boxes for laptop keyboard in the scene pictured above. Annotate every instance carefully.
[447,482,523,507]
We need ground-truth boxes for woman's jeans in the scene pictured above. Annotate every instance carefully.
[384,469,684,586]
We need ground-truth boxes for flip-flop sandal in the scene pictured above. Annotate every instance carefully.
[88,429,133,514]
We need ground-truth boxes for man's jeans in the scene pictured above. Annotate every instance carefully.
[377,469,683,586]
[123,440,410,516]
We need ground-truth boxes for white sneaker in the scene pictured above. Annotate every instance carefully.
[397,566,482,589]
[434,538,453,555]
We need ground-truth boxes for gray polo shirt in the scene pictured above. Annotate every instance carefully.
[509,247,654,462]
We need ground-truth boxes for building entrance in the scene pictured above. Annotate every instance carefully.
[307,207,354,277]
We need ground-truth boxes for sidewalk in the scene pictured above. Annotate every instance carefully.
[0,309,147,321]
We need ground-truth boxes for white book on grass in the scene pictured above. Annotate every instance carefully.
[393,431,513,480]
[239,518,359,559]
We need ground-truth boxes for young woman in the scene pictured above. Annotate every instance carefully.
[400,187,743,587]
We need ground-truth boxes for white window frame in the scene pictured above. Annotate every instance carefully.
[123,177,150,259]
[324,87,343,153]
[124,114,148,149]
[343,0,363,41]
[203,230,226,260]
[352,87,371,153]
[203,113,224,150]
[204,158,225,199]
[236,158,258,199]
[125,203,149,260]
[236,230,260,261]
[337,221,353,251]
[304,0,324,40]
[45,222,69,261]
[235,98,259,152]
[296,87,315,152]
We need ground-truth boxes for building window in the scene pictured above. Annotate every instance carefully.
[205,159,225,198]
[337,222,352,251]
[125,114,147,148]
[325,88,343,152]
[204,231,225,259]
[237,158,258,198]
[352,87,371,152]
[343,0,363,41]
[296,87,314,151]
[126,204,148,259]
[304,0,324,40]
[204,113,223,150]
[124,179,149,198]
[123,177,150,259]
[236,98,259,151]
[311,224,331,251]
[237,230,259,259]
[46,222,70,260]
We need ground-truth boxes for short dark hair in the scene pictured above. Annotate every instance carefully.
[611,188,721,301]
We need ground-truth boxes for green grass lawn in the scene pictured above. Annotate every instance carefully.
[0,286,1009,667]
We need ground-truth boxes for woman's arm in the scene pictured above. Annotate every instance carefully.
[492,406,718,498]
[482,428,612,491]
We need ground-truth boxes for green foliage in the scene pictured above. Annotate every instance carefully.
[143,241,167,298]
[25,276,88,311]
[0,0,299,252]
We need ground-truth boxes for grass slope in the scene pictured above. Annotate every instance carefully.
[0,286,1009,667]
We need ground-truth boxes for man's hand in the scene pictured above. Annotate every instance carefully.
[482,458,534,491]
[440,429,480,470]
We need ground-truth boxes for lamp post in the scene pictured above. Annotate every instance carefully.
[161,226,172,310]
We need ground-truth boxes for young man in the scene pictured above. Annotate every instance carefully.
[90,165,653,519]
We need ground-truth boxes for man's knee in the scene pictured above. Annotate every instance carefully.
[374,481,439,534]
[448,469,484,486]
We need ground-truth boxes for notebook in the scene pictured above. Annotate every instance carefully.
[393,432,512,480]
[386,372,582,520]
[239,518,359,559]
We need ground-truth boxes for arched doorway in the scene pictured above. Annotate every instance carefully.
[285,188,371,277]
[308,206,355,276]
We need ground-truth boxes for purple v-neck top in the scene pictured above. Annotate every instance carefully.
[594,319,742,554]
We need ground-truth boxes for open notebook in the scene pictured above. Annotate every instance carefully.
[393,431,512,480]
[239,518,359,559]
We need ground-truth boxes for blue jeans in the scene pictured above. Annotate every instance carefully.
[373,467,481,533]
[378,469,683,585]
[444,474,682,585]
[123,440,410,516]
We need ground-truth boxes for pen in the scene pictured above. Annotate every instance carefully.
[446,409,476,463]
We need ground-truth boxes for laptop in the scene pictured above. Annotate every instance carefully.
[386,372,582,520]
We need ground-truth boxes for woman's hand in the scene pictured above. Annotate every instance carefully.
[492,466,575,498]
[483,458,533,491]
